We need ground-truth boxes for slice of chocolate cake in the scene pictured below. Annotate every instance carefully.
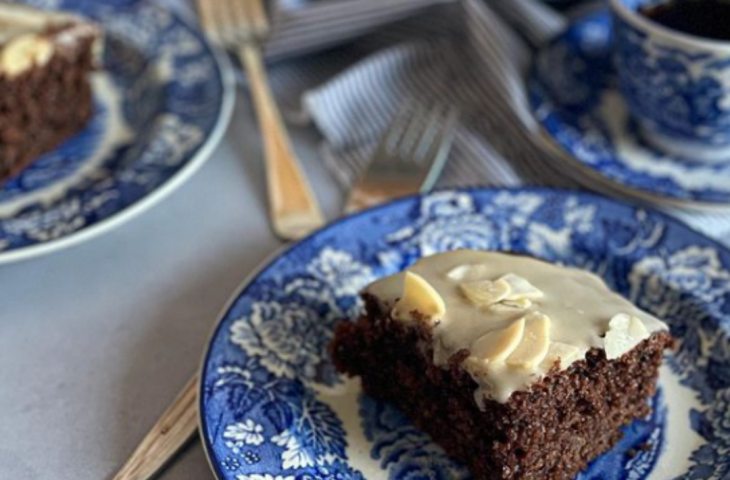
[0,3,101,185]
[330,250,673,480]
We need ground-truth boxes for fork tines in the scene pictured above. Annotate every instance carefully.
[344,102,459,213]
[372,103,458,182]
[197,0,269,47]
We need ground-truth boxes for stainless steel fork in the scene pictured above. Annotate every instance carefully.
[344,104,459,214]
[198,0,324,240]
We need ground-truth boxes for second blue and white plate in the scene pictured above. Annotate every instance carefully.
[529,11,730,208]
[200,188,730,480]
[0,0,234,264]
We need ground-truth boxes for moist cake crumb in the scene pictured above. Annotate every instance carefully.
[330,250,674,479]
[0,3,101,185]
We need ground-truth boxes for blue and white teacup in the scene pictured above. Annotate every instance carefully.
[610,0,730,163]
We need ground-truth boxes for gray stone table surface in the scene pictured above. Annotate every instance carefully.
[0,82,343,478]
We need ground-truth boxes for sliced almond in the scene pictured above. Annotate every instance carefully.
[506,312,551,369]
[446,264,492,282]
[604,313,651,360]
[539,341,582,370]
[470,317,526,363]
[629,315,651,339]
[490,302,525,312]
[491,298,532,310]
[500,273,544,301]
[0,33,53,77]
[460,278,511,307]
[392,271,446,322]
[608,312,631,330]
[604,329,635,360]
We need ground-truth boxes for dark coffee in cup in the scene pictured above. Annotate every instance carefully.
[640,0,730,41]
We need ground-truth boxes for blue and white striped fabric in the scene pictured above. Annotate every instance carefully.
[260,0,730,245]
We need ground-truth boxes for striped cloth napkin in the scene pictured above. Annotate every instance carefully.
[266,0,457,60]
[261,0,730,245]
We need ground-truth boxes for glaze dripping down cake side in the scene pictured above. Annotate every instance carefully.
[0,3,101,184]
[329,250,673,480]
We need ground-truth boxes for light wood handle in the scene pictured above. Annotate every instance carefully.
[239,44,324,240]
[112,375,199,480]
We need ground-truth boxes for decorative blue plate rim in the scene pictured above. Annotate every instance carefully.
[0,0,235,265]
[198,186,730,480]
[528,10,730,206]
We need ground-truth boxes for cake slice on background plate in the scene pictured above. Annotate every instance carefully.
[0,2,101,185]
[330,249,674,480]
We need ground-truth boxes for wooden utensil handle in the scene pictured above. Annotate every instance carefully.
[239,44,324,240]
[112,375,199,480]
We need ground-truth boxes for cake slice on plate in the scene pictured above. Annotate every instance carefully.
[330,250,673,480]
[0,3,101,185]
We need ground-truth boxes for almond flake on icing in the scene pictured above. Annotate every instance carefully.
[470,317,526,363]
[459,278,511,307]
[392,271,446,323]
[495,297,532,311]
[506,312,551,369]
[0,33,53,76]
[448,267,545,302]
[451,268,543,311]
[604,313,651,360]
[500,273,544,301]
[540,341,582,370]
[446,264,492,282]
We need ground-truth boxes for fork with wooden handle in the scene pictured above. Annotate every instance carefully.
[199,0,324,240]
[111,375,198,480]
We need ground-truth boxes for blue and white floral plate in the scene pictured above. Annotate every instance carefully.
[529,11,730,208]
[0,0,234,264]
[200,188,730,480]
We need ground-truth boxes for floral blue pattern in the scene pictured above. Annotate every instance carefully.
[359,395,470,480]
[200,188,730,480]
[529,11,730,204]
[614,14,730,146]
[0,0,232,261]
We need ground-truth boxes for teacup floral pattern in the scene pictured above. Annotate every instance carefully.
[201,188,730,480]
[530,11,730,204]
[0,0,231,261]
[614,14,730,146]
